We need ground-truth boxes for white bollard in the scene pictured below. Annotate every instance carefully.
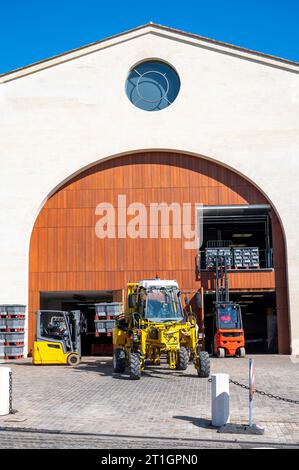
[0,367,11,416]
[211,373,230,427]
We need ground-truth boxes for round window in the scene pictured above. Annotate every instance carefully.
[126,60,180,111]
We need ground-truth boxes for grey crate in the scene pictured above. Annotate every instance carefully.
[0,318,25,329]
[0,339,4,358]
[106,303,123,316]
[0,332,24,342]
[105,320,116,332]
[94,319,115,333]
[95,302,123,317]
[94,304,108,317]
[233,247,260,269]
[4,345,24,356]
[94,320,106,333]
[6,305,26,315]
[205,248,232,269]
[0,305,26,316]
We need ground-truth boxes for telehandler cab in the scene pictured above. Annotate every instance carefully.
[112,279,210,380]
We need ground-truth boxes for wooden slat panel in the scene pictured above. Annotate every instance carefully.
[201,271,276,291]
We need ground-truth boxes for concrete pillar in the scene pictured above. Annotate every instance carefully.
[211,373,230,426]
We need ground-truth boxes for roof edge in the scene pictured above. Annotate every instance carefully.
[0,23,152,79]
[154,23,299,67]
[1,22,298,82]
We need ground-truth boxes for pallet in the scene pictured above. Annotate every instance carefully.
[95,331,112,337]
[234,265,260,270]
[3,356,24,360]
[0,315,25,319]
[3,342,25,346]
[0,328,25,332]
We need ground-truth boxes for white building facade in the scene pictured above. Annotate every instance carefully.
[0,23,298,356]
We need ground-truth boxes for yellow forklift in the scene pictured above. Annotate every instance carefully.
[32,310,84,365]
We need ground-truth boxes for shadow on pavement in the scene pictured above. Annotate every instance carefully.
[71,359,203,380]
[6,357,207,381]
[173,415,216,429]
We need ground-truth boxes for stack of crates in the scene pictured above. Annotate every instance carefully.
[205,247,233,269]
[94,302,123,337]
[249,247,260,268]
[233,247,260,269]
[0,305,26,359]
[0,339,4,360]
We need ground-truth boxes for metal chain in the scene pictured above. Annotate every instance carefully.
[208,377,299,405]
[8,371,18,414]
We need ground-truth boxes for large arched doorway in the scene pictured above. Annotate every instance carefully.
[29,151,289,354]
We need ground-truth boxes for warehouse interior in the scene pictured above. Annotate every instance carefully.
[198,204,277,354]
[199,205,273,270]
[203,291,277,354]
[40,291,123,355]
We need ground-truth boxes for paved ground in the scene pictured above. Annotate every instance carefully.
[0,355,298,449]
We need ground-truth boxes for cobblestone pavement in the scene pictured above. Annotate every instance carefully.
[0,355,298,449]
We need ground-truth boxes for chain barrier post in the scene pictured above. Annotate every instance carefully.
[9,370,13,414]
[0,366,11,416]
[211,373,230,427]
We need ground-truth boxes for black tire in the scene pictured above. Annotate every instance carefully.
[129,352,141,380]
[113,348,126,373]
[176,347,189,370]
[67,353,80,366]
[197,351,210,378]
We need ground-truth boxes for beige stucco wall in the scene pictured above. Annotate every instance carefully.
[0,26,298,355]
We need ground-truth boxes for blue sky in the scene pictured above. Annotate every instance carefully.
[0,0,298,74]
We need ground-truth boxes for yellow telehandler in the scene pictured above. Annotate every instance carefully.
[112,278,210,380]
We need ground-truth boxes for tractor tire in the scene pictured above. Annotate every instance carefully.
[217,348,225,358]
[176,347,189,370]
[237,347,246,358]
[113,348,126,373]
[197,351,211,378]
[129,352,141,380]
[67,353,80,366]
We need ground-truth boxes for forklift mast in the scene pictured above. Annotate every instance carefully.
[200,242,245,358]
[215,254,230,304]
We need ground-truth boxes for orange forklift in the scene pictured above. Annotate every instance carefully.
[211,251,246,358]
